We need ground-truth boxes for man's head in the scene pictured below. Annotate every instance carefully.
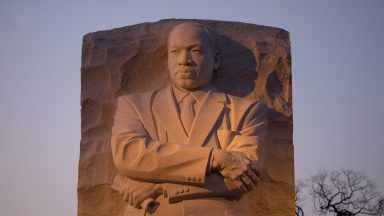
[167,22,220,91]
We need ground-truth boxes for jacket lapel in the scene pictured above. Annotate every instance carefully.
[152,85,189,143]
[188,91,227,146]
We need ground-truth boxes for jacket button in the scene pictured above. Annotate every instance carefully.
[173,189,179,195]
[196,176,201,181]
[184,187,189,192]
[191,176,195,181]
[225,209,234,216]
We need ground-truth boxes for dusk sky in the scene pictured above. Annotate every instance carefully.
[1,0,383,215]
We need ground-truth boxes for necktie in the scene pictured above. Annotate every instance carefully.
[180,94,196,135]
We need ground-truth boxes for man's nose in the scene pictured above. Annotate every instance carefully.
[178,50,192,66]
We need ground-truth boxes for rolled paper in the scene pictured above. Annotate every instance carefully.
[140,198,160,213]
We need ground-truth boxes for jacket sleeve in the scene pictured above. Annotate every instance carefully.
[163,174,247,203]
[226,99,268,166]
[111,95,212,186]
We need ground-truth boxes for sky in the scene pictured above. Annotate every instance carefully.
[0,0,383,215]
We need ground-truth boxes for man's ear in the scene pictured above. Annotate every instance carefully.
[214,51,221,70]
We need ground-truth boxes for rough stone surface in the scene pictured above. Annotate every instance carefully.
[79,19,294,216]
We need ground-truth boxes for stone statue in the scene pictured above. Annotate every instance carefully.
[110,22,267,216]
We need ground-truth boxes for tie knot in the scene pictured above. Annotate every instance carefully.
[183,94,196,105]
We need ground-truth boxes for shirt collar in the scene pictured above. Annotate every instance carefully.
[172,84,213,104]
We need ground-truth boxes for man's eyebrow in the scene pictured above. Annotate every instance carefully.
[168,43,204,49]
[169,45,181,49]
[189,43,203,48]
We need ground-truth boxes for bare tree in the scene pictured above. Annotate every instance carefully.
[296,180,305,216]
[307,169,384,216]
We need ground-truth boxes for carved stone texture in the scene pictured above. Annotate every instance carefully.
[79,19,293,216]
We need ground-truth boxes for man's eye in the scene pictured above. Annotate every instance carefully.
[170,49,178,53]
[192,49,201,53]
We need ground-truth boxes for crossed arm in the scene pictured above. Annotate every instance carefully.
[111,96,267,207]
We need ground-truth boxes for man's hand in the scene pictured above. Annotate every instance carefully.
[120,181,163,209]
[212,150,260,191]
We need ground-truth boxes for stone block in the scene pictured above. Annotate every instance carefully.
[79,19,294,216]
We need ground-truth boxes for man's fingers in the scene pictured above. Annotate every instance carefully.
[133,192,142,209]
[120,182,162,208]
[226,178,247,192]
[140,190,155,203]
[240,174,255,191]
[220,170,232,180]
[119,188,125,196]
[233,178,248,192]
[123,190,130,202]
[246,169,260,184]
[128,190,134,206]
[249,162,261,177]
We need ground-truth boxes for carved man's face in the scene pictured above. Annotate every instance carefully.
[167,23,220,91]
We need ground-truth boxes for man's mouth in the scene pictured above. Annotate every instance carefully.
[184,68,194,73]
[176,69,196,79]
[181,72,195,79]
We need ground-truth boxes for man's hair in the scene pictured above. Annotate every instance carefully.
[167,22,218,53]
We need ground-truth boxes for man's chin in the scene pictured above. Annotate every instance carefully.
[173,80,199,91]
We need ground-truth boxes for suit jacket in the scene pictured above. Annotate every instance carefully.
[111,85,267,216]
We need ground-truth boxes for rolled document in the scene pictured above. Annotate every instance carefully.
[110,184,160,213]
